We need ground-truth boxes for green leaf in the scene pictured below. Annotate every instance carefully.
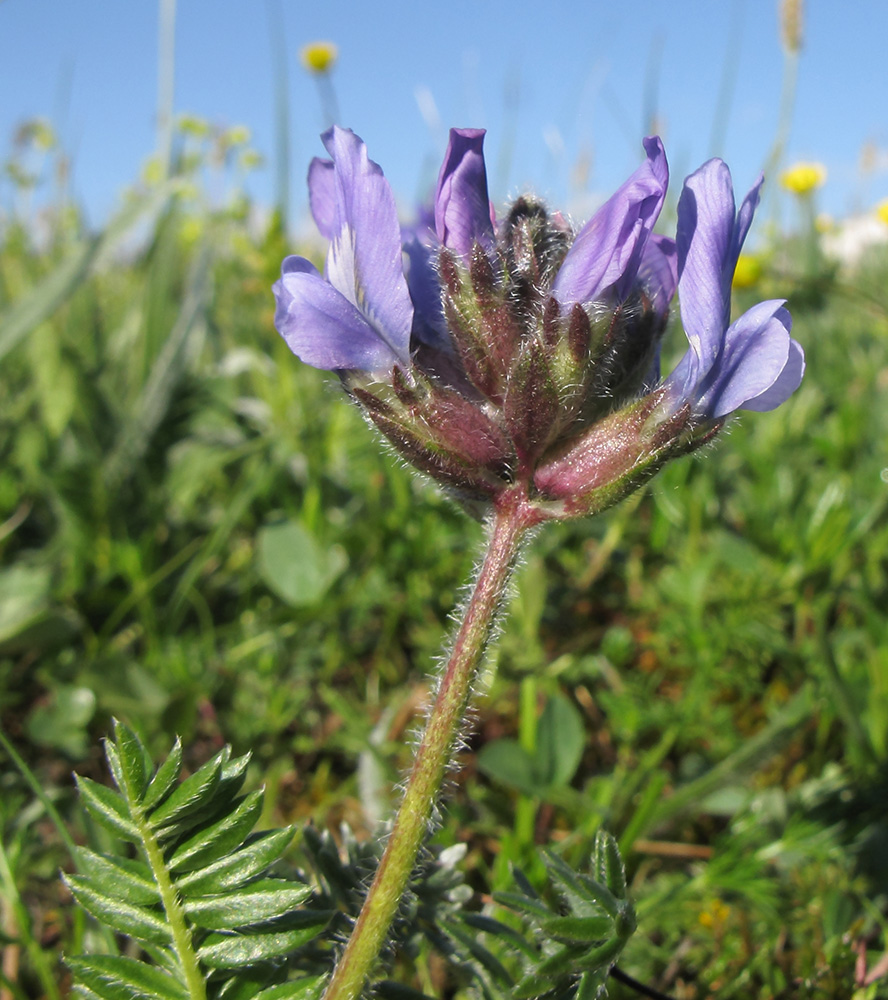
[477,739,540,796]
[147,747,226,830]
[574,969,609,1000]
[141,737,183,811]
[440,917,512,984]
[253,977,326,1000]
[67,954,187,1000]
[459,913,538,958]
[256,521,346,608]
[25,682,95,758]
[534,694,585,789]
[492,890,551,920]
[540,915,614,944]
[177,827,296,895]
[73,848,159,905]
[214,970,280,1000]
[75,776,139,842]
[65,876,171,945]
[110,721,148,801]
[197,914,329,968]
[184,879,312,929]
[592,830,626,899]
[168,790,264,873]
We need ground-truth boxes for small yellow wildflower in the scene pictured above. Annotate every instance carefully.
[300,41,338,75]
[698,899,731,930]
[733,253,762,289]
[780,162,827,196]
[876,199,888,227]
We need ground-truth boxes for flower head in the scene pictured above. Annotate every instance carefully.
[273,128,804,522]
[300,41,338,76]
[780,162,826,196]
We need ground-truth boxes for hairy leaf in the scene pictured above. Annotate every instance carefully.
[75,775,139,842]
[168,790,264,873]
[141,737,183,811]
[147,747,227,830]
[65,876,171,944]
[67,954,188,1000]
[184,879,313,930]
[73,848,159,905]
[197,915,330,969]
[177,827,296,895]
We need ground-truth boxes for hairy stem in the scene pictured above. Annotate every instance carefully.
[323,493,531,1000]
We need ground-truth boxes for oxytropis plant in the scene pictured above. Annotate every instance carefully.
[270,126,804,1000]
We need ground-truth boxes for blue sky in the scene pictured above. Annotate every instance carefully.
[2,1,887,232]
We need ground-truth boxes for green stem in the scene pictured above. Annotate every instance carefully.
[138,820,207,1000]
[323,493,531,1000]
[123,783,207,1000]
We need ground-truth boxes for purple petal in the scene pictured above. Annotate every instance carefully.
[693,301,802,418]
[741,339,805,412]
[402,236,450,350]
[434,128,495,261]
[308,157,336,240]
[273,256,402,371]
[320,126,413,365]
[729,174,764,276]
[638,233,678,318]
[675,159,736,378]
[553,136,668,307]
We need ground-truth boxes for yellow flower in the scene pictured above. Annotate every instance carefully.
[300,41,338,75]
[876,199,888,227]
[780,162,827,196]
[733,253,763,289]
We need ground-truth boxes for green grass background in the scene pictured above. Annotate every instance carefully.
[1,114,888,999]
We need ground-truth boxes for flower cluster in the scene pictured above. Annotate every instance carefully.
[273,127,804,522]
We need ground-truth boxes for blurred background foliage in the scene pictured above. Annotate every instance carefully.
[2,23,888,999]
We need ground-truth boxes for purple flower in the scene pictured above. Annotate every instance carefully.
[553,136,669,307]
[434,128,496,262]
[273,126,414,371]
[663,159,805,419]
[273,127,803,522]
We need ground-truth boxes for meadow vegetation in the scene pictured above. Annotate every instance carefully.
[1,113,888,999]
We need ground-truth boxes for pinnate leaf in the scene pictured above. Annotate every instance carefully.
[65,876,170,944]
[75,775,139,842]
[168,790,264,873]
[177,826,296,895]
[184,878,312,930]
[253,978,326,1000]
[141,736,183,810]
[197,913,330,968]
[67,954,187,1000]
[147,746,227,829]
[73,847,158,905]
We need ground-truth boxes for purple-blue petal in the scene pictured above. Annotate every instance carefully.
[675,159,737,374]
[434,128,495,261]
[553,136,668,307]
[320,126,413,365]
[273,256,403,371]
[402,236,450,350]
[694,302,803,417]
[742,339,805,412]
[637,233,678,319]
[307,157,336,240]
